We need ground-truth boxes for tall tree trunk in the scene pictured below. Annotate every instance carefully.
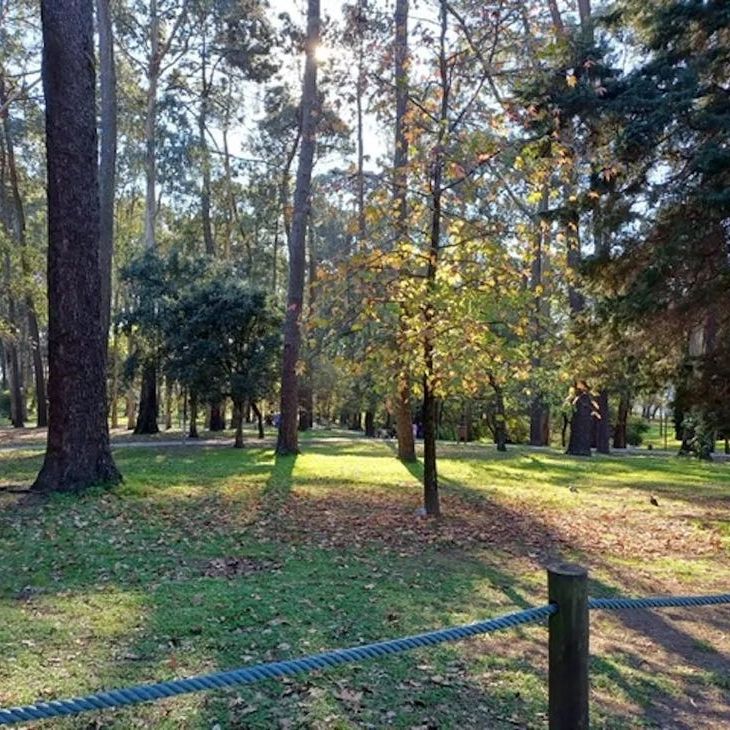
[297,224,318,433]
[2,264,24,428]
[0,77,46,427]
[364,409,375,437]
[26,308,46,427]
[189,391,199,438]
[125,333,136,429]
[395,375,415,459]
[276,0,319,456]
[355,0,366,239]
[209,401,225,431]
[393,0,416,462]
[420,0,449,517]
[143,0,159,251]
[528,187,549,446]
[1,233,24,427]
[33,0,120,491]
[164,379,173,429]
[135,0,161,431]
[251,401,265,439]
[134,362,158,434]
[567,382,593,457]
[595,388,610,454]
[279,128,302,248]
[233,399,244,448]
[125,388,136,429]
[489,374,507,452]
[231,400,242,431]
[97,0,116,344]
[199,28,215,256]
[0,342,6,390]
[530,397,550,446]
[613,393,629,449]
[110,319,119,428]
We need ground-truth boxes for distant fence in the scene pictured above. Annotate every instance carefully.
[1,565,728,728]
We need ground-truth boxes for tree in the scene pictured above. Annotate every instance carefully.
[0,73,47,428]
[392,0,416,462]
[97,0,117,343]
[33,0,120,492]
[165,278,280,448]
[116,0,189,434]
[276,0,320,455]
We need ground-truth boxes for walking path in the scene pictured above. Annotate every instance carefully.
[1,427,727,460]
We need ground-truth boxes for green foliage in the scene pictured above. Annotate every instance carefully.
[164,276,281,407]
[679,410,716,461]
[626,416,650,447]
[121,249,281,407]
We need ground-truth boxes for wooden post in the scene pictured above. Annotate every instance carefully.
[548,563,589,729]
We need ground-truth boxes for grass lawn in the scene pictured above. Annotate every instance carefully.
[1,437,729,728]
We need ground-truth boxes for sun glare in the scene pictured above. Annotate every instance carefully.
[313,43,332,63]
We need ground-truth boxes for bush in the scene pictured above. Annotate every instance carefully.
[627,416,650,446]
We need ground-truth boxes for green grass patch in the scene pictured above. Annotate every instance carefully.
[1,439,728,728]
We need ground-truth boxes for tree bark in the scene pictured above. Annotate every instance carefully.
[392,0,416,463]
[528,187,549,446]
[0,77,46,427]
[567,383,593,457]
[420,0,449,517]
[233,399,244,447]
[276,0,319,455]
[26,307,47,427]
[164,378,173,429]
[33,0,120,491]
[231,400,242,431]
[110,318,119,428]
[189,391,199,438]
[595,388,610,454]
[364,409,375,437]
[134,361,159,434]
[354,1,366,239]
[97,0,116,343]
[613,393,629,449]
[251,401,265,439]
[1,246,24,428]
[489,374,507,452]
[143,0,160,251]
[199,27,215,256]
[209,401,226,431]
[135,0,162,428]
[125,333,136,429]
[530,396,550,446]
[125,387,136,429]
[395,376,415,459]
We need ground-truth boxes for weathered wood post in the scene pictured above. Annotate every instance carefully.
[548,563,589,729]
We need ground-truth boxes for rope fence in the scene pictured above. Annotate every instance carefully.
[1,567,727,727]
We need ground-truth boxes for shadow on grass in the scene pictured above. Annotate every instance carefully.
[587,570,730,729]
[260,451,297,509]
[1,440,728,728]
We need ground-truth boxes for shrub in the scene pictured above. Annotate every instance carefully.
[627,416,650,446]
